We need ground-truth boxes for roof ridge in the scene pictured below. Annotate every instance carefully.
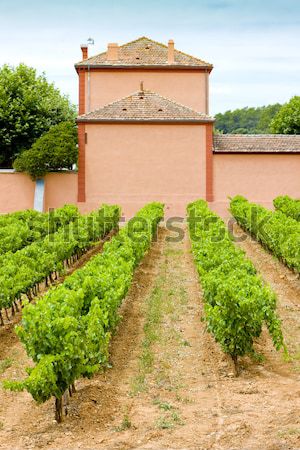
[75,36,213,67]
[79,36,156,64]
[121,36,167,49]
[79,92,139,117]
[146,90,213,117]
[174,47,212,66]
[120,36,212,65]
[80,89,213,120]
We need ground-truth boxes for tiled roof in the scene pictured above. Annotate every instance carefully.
[213,134,300,153]
[75,36,212,69]
[77,90,214,123]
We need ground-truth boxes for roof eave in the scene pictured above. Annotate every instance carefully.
[75,63,213,72]
[77,118,215,124]
[213,150,300,154]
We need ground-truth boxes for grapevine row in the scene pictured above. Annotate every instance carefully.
[230,195,300,272]
[5,202,164,422]
[0,205,79,255]
[0,204,120,323]
[187,199,284,373]
[273,195,300,222]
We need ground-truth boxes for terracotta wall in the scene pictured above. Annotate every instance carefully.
[1,154,299,219]
[212,153,300,217]
[0,173,35,213]
[0,172,78,214]
[44,172,78,211]
[85,70,208,113]
[83,123,207,218]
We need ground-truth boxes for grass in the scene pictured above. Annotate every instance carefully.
[0,358,13,374]
[156,411,185,430]
[278,428,300,437]
[153,398,174,411]
[130,277,165,395]
[130,239,190,433]
[114,414,132,432]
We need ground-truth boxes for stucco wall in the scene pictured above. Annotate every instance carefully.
[212,153,300,217]
[83,123,207,218]
[44,172,78,211]
[0,173,35,213]
[0,172,78,214]
[1,154,299,219]
[85,70,208,113]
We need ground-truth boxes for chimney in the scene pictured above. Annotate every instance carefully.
[81,44,88,60]
[107,43,119,61]
[168,39,174,64]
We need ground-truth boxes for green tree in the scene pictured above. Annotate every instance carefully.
[0,64,76,167]
[257,104,282,133]
[270,96,300,134]
[13,122,78,179]
[215,103,282,134]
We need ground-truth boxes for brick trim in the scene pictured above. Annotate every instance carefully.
[75,66,213,73]
[205,72,209,115]
[205,124,214,202]
[77,123,86,202]
[78,69,85,115]
[76,119,214,125]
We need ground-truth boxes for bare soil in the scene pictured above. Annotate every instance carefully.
[0,225,299,450]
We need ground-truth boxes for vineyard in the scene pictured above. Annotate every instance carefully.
[230,195,300,272]
[187,200,285,373]
[0,197,299,449]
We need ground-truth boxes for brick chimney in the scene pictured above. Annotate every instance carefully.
[107,43,119,61]
[168,39,174,64]
[81,44,88,60]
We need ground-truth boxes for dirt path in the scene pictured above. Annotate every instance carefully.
[0,225,299,449]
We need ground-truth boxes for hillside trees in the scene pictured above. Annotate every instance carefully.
[215,103,282,134]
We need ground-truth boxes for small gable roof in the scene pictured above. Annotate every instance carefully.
[75,36,212,70]
[77,90,214,123]
[213,134,300,153]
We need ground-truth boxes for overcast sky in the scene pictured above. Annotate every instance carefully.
[0,0,299,114]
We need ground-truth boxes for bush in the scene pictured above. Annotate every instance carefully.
[13,122,78,179]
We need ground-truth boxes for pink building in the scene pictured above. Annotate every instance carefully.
[75,36,300,217]
[0,36,299,216]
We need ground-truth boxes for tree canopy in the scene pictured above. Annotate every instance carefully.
[215,103,282,134]
[0,64,76,167]
[270,96,300,134]
[13,122,78,179]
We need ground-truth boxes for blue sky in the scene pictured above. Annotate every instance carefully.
[0,0,299,114]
